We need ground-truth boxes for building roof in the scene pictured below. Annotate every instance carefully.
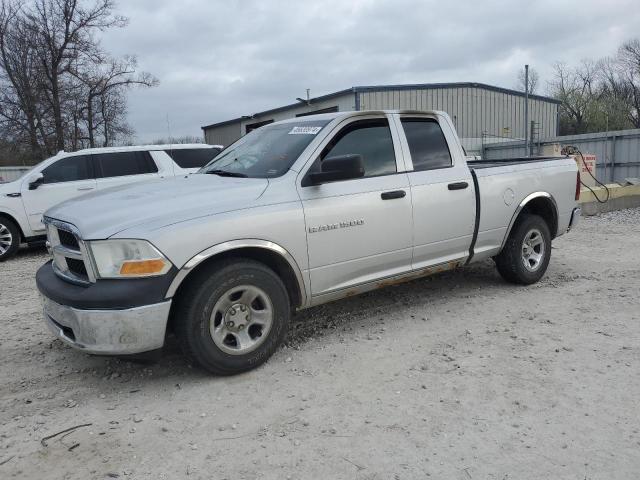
[202,82,561,130]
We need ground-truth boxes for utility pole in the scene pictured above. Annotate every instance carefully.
[604,111,609,181]
[530,120,536,156]
[524,64,529,157]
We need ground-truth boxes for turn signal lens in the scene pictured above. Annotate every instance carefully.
[119,259,168,276]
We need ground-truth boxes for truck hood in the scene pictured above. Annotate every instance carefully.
[45,174,269,239]
[0,178,20,191]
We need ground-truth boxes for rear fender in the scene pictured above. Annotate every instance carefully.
[500,192,558,250]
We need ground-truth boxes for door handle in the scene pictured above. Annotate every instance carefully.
[77,187,94,191]
[447,182,469,190]
[381,190,406,200]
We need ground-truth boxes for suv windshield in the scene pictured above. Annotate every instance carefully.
[199,120,330,178]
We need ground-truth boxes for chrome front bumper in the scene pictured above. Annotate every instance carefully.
[568,206,581,232]
[42,296,171,355]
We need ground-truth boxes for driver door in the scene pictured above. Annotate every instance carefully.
[21,155,96,233]
[298,116,413,297]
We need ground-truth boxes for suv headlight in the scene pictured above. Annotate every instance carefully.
[88,239,172,278]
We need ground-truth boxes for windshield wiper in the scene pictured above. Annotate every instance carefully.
[205,169,248,178]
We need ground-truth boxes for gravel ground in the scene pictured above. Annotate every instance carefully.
[1,209,639,480]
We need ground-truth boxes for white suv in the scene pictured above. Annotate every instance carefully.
[0,144,222,260]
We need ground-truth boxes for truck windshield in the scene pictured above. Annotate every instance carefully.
[199,120,330,178]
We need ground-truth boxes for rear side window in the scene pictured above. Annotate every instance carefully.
[92,151,158,178]
[321,119,396,178]
[401,119,452,171]
[42,156,91,184]
[166,148,222,169]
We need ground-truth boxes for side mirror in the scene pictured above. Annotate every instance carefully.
[28,173,44,190]
[308,154,365,185]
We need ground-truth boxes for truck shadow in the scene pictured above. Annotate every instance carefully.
[286,259,505,346]
[117,260,506,377]
[44,258,573,384]
[13,244,47,259]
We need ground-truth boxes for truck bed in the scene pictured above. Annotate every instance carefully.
[468,156,568,170]
[466,154,578,264]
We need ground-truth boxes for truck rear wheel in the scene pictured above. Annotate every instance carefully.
[495,214,551,285]
[174,259,290,375]
[0,217,20,262]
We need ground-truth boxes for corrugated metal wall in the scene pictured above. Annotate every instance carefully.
[357,86,557,140]
[239,95,355,128]
[203,85,558,152]
[481,129,640,183]
[204,122,242,147]
[0,166,30,183]
[204,94,355,146]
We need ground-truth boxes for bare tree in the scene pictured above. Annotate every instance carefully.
[548,60,601,134]
[98,87,133,146]
[598,56,634,131]
[517,67,539,94]
[0,0,157,163]
[0,1,49,158]
[150,135,205,145]
[617,39,640,127]
[71,55,157,147]
[24,0,127,151]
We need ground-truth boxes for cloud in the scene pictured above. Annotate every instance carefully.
[100,0,640,142]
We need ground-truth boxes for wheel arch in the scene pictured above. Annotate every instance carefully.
[0,211,25,242]
[501,192,559,250]
[166,240,307,310]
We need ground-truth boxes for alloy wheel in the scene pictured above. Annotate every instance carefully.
[209,284,274,355]
[521,228,545,272]
[0,223,13,256]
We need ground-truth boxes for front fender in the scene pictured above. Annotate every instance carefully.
[164,239,308,306]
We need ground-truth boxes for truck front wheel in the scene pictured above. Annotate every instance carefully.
[495,214,551,285]
[0,217,20,262]
[174,259,290,375]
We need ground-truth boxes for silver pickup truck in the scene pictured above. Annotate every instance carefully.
[36,110,581,375]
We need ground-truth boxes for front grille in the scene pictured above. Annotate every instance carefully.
[66,258,88,279]
[58,229,80,249]
[44,218,95,285]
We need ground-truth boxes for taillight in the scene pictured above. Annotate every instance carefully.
[575,171,581,201]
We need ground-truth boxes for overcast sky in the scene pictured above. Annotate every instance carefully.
[100,0,640,142]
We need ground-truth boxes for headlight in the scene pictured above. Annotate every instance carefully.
[88,239,172,278]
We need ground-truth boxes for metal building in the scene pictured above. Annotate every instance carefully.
[202,82,560,154]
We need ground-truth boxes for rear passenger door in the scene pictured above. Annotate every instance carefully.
[393,114,475,268]
[92,151,160,190]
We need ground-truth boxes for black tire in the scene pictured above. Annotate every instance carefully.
[0,217,20,262]
[495,214,551,285]
[173,258,290,375]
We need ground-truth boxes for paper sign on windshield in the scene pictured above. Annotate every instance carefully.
[288,126,322,135]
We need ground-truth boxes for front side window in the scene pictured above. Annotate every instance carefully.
[201,120,330,178]
[93,151,158,178]
[166,148,222,169]
[42,156,91,184]
[319,119,396,178]
[401,119,452,171]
